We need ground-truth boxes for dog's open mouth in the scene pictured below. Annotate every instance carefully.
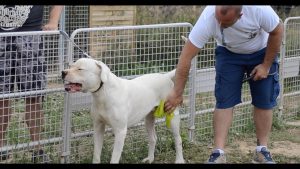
[64,83,82,93]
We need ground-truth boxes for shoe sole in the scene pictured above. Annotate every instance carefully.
[0,157,13,164]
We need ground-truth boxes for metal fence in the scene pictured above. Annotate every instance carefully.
[279,17,300,121]
[0,31,67,163]
[0,17,300,163]
[65,23,193,163]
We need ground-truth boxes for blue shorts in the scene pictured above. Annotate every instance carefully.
[214,46,280,109]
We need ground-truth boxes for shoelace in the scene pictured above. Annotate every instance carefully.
[208,153,220,162]
[260,150,273,161]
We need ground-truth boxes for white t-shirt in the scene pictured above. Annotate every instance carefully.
[189,6,280,54]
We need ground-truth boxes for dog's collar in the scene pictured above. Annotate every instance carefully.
[92,81,104,93]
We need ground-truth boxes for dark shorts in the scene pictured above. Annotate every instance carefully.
[214,46,280,109]
[0,36,46,95]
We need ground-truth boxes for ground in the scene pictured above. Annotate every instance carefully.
[154,120,300,164]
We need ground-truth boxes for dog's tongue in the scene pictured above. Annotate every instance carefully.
[64,83,82,92]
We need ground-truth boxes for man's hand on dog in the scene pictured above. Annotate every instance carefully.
[164,89,183,113]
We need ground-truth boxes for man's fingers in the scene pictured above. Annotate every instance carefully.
[253,74,267,81]
[250,67,257,77]
[164,102,172,112]
[164,101,178,113]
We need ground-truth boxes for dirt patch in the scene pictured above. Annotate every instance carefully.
[236,140,300,157]
[286,120,300,127]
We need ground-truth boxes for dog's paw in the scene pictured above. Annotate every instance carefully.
[142,156,154,164]
[175,159,185,164]
[92,158,101,164]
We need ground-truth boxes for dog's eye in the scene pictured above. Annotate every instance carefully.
[78,68,84,71]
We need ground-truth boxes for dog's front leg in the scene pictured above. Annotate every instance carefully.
[93,121,105,164]
[110,127,127,163]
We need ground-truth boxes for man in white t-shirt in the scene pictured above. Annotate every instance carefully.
[164,6,283,163]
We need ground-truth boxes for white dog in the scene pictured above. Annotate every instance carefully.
[62,58,185,163]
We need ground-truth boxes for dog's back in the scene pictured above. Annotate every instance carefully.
[131,69,175,97]
[120,70,176,126]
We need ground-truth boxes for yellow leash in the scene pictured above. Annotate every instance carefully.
[153,100,174,128]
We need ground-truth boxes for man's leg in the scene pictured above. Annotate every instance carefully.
[206,108,233,163]
[213,107,234,150]
[0,99,11,147]
[207,46,244,163]
[18,35,48,163]
[0,99,12,161]
[253,107,272,146]
[249,61,279,163]
[25,96,49,163]
[252,107,275,163]
[24,96,44,149]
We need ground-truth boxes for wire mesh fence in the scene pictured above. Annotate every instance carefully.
[0,6,300,163]
[280,17,300,121]
[0,31,67,163]
[66,23,193,163]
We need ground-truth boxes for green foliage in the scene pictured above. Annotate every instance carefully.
[136,6,203,25]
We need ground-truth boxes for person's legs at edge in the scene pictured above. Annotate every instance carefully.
[0,99,12,161]
[0,37,15,161]
[25,97,44,150]
[17,36,48,163]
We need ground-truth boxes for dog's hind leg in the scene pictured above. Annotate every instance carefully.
[93,121,105,163]
[110,127,127,163]
[170,108,185,163]
[142,112,157,164]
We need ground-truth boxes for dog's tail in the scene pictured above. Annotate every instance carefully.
[181,35,188,43]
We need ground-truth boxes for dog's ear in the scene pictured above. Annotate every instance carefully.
[95,61,110,83]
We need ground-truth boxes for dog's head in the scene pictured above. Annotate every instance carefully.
[61,58,110,93]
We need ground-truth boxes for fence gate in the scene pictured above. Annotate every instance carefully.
[62,23,194,163]
[279,17,300,121]
[0,31,68,163]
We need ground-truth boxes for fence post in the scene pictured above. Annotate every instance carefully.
[188,56,197,142]
[278,19,287,120]
[60,38,73,163]
[58,6,66,74]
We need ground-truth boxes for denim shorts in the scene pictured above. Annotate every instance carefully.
[0,36,46,95]
[214,46,280,109]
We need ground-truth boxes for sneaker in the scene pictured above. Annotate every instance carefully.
[206,149,226,163]
[252,147,275,164]
[31,149,50,163]
[0,151,12,163]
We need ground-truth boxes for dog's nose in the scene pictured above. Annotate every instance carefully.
[61,70,67,79]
